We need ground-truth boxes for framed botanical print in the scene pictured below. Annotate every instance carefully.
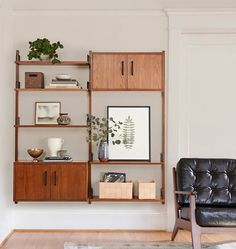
[107,106,151,161]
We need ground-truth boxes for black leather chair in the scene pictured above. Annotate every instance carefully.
[172,158,236,249]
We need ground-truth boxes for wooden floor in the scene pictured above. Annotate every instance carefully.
[1,230,235,249]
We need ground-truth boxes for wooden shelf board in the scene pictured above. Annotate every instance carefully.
[15,61,89,66]
[90,196,163,202]
[90,161,163,165]
[15,125,88,128]
[91,89,163,92]
[15,88,88,92]
[14,161,88,164]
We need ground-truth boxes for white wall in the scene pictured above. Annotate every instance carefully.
[167,10,236,230]
[11,7,168,231]
[0,0,14,241]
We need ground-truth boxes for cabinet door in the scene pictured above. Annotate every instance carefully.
[50,163,88,201]
[14,164,50,201]
[91,53,127,89]
[127,53,164,90]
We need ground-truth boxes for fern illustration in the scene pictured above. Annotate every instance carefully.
[123,116,135,150]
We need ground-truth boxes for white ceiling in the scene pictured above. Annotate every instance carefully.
[11,0,236,11]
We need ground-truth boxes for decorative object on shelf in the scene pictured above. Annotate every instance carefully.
[56,74,71,80]
[35,102,61,125]
[47,137,64,157]
[27,148,44,162]
[57,113,71,125]
[138,180,156,199]
[25,72,44,88]
[43,155,72,162]
[98,140,109,162]
[99,181,133,199]
[27,38,64,64]
[86,114,123,161]
[103,172,126,182]
[57,149,68,157]
[107,106,150,161]
[46,78,80,89]
[15,50,20,61]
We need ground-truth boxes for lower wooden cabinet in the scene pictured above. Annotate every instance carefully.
[13,162,88,202]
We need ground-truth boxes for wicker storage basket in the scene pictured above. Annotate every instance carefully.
[138,180,156,199]
[99,182,133,199]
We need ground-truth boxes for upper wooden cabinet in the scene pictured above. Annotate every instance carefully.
[91,53,127,89]
[90,52,165,90]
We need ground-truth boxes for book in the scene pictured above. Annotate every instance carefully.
[49,83,78,87]
[43,155,73,162]
[51,79,79,84]
[45,85,83,89]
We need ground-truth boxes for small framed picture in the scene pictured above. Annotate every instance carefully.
[107,106,151,161]
[35,102,61,125]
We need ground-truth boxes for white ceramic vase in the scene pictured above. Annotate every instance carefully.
[47,138,64,156]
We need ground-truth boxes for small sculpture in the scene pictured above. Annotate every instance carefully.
[57,113,71,125]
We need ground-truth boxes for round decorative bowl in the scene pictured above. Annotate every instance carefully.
[56,74,71,80]
[27,148,44,162]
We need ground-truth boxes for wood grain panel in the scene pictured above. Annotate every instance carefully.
[14,163,50,201]
[91,53,127,89]
[50,163,88,201]
[127,53,163,90]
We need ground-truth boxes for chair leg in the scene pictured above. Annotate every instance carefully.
[171,223,179,241]
[191,227,201,249]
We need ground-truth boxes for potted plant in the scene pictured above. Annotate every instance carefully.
[87,114,123,161]
[27,38,64,64]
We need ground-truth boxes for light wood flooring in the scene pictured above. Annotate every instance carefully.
[1,230,235,249]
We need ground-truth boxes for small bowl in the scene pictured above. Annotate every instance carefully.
[56,74,71,80]
[27,148,44,162]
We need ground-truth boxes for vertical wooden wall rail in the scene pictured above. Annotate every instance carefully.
[15,60,20,161]
[161,51,166,203]
[88,51,92,201]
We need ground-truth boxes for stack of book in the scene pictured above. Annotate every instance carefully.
[43,155,73,162]
[45,79,82,89]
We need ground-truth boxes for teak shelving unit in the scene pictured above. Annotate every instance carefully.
[14,51,165,204]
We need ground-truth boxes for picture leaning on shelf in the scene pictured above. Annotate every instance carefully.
[107,106,150,161]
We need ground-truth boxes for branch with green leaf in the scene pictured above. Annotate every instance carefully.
[86,114,123,146]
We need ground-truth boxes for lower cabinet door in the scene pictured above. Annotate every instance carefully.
[50,163,88,201]
[14,163,50,201]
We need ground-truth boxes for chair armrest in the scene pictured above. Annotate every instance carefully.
[174,190,197,222]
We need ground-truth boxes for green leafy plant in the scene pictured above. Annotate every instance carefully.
[27,38,64,64]
[87,114,123,146]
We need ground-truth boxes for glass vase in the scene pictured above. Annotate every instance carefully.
[98,141,109,162]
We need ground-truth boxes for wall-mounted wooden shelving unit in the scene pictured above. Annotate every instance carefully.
[13,51,165,204]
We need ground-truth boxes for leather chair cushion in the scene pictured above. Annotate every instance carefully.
[181,206,236,227]
[176,158,236,206]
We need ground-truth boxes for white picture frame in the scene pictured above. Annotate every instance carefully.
[35,102,61,125]
[107,106,151,161]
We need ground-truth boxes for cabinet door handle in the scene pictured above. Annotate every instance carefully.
[121,61,124,75]
[53,171,57,186]
[131,61,134,75]
[43,171,47,186]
